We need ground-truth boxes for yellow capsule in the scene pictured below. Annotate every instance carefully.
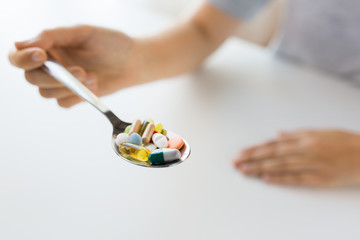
[146,118,154,124]
[119,143,150,162]
[155,123,163,133]
[161,129,167,136]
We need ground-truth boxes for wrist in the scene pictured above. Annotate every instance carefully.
[133,38,157,84]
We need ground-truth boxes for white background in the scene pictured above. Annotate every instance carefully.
[1,1,360,240]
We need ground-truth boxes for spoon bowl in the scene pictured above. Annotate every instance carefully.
[112,131,191,168]
[43,61,191,168]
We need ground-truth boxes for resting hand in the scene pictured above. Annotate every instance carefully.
[234,129,360,187]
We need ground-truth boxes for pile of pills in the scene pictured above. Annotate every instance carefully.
[115,119,184,165]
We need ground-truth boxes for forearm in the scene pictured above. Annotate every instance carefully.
[136,3,240,82]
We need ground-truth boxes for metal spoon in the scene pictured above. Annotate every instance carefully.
[42,61,191,168]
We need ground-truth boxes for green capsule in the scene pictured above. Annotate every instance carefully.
[161,129,167,136]
[148,148,181,165]
[124,125,132,134]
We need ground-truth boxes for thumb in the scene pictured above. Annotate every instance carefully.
[15,25,94,51]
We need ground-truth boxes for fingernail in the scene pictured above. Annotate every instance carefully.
[32,52,43,62]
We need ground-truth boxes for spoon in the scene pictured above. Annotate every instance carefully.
[42,61,191,168]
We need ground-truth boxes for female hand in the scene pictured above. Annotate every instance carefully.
[9,25,144,108]
[234,129,360,187]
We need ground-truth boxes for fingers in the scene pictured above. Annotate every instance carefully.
[85,72,98,92]
[238,156,313,176]
[24,65,97,109]
[278,130,316,140]
[25,69,64,87]
[25,66,87,88]
[8,47,47,70]
[262,172,326,187]
[15,25,94,50]
[39,87,74,99]
[10,25,94,71]
[235,140,301,164]
[57,96,83,109]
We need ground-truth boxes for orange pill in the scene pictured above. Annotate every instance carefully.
[168,136,184,150]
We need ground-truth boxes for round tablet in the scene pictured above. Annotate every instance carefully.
[168,136,184,150]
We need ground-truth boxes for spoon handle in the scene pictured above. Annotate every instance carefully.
[42,61,130,133]
[42,61,110,114]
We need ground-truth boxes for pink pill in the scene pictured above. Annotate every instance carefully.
[168,136,184,150]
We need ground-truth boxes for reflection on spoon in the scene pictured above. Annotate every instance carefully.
[42,61,191,168]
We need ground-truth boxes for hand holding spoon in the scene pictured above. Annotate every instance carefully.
[42,61,191,168]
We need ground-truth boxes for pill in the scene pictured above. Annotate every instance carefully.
[161,129,167,136]
[147,118,154,123]
[139,120,150,136]
[142,123,155,144]
[115,133,129,146]
[128,119,141,135]
[148,148,181,165]
[119,143,150,162]
[152,133,168,148]
[155,123,163,133]
[168,136,184,150]
[149,131,158,143]
[124,125,131,134]
[128,133,142,145]
[144,143,157,152]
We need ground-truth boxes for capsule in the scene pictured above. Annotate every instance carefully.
[161,129,167,136]
[119,143,150,162]
[148,148,181,165]
[146,118,154,124]
[139,120,150,136]
[128,119,141,135]
[142,123,155,144]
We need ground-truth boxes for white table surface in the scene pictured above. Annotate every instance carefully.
[1,1,360,240]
